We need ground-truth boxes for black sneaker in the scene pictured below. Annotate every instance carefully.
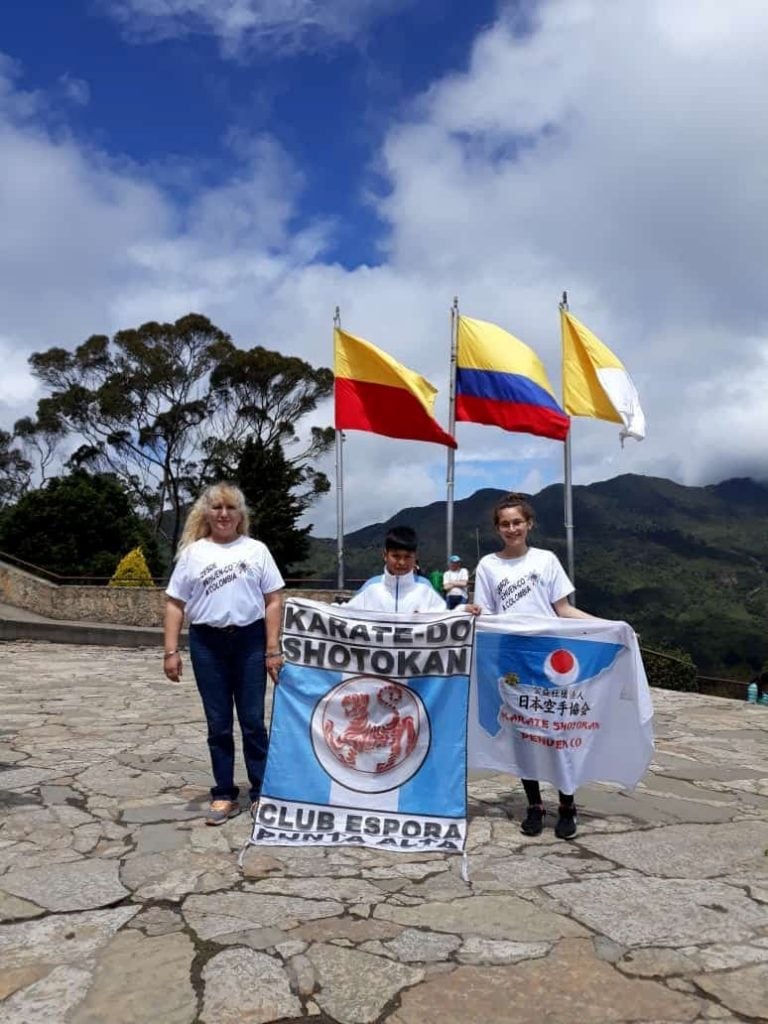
[555,804,578,840]
[520,804,545,836]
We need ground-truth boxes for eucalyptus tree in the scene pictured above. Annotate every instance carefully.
[214,435,331,573]
[25,314,234,551]
[24,314,334,555]
[205,344,334,509]
[0,430,32,508]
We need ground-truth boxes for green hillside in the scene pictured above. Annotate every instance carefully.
[301,474,768,675]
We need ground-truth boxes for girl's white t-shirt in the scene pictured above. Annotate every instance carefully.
[166,536,284,627]
[473,547,573,617]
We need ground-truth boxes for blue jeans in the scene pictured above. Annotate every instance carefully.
[189,620,268,803]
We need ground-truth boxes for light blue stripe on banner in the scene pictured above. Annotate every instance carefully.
[398,675,467,819]
[457,367,562,412]
[262,663,337,804]
[263,665,469,819]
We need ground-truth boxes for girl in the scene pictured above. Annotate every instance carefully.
[473,493,593,839]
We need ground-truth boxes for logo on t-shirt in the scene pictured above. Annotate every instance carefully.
[201,558,253,596]
[496,571,542,612]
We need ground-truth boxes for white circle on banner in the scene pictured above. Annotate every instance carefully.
[543,648,580,686]
[311,676,430,793]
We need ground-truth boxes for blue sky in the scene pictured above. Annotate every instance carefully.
[1,0,767,535]
[4,0,500,266]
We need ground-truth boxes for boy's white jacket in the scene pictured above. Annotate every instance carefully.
[345,569,448,613]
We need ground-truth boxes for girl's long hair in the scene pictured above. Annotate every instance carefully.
[176,483,251,556]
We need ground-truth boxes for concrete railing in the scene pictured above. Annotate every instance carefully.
[696,676,749,700]
[0,560,758,700]
[0,559,350,628]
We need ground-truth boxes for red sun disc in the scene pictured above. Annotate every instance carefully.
[550,649,575,674]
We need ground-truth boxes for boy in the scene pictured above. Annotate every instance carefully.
[346,526,456,613]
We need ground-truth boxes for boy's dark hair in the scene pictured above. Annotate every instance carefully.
[492,492,536,526]
[385,525,418,552]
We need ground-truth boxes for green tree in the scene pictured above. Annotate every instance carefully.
[13,411,63,486]
[206,345,334,500]
[24,317,334,554]
[226,437,329,572]
[641,645,698,692]
[26,314,235,551]
[202,346,334,570]
[0,430,32,508]
[0,471,161,580]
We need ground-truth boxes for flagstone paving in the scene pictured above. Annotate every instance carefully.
[1,641,767,1023]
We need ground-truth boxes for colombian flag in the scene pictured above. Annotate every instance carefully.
[456,316,569,441]
[334,328,457,448]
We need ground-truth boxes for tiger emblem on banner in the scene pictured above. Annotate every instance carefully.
[311,676,431,793]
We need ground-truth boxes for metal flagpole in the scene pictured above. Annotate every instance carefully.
[333,306,345,591]
[446,296,459,563]
[560,291,576,594]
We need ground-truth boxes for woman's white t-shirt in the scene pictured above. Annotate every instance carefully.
[166,536,285,627]
[473,547,573,617]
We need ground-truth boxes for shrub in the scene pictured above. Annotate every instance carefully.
[0,470,162,581]
[641,645,698,692]
[109,547,154,588]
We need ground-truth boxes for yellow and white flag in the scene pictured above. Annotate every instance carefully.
[561,311,646,442]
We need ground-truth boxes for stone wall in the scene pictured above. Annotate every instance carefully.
[0,560,347,627]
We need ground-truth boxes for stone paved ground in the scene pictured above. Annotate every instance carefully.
[1,641,767,1024]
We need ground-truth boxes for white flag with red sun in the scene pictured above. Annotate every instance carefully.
[469,615,654,793]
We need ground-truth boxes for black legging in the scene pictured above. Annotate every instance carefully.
[522,779,574,808]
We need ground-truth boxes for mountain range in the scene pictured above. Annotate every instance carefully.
[302,474,768,675]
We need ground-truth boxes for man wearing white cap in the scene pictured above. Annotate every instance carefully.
[443,554,469,610]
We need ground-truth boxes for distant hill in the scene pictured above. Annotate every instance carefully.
[300,474,768,675]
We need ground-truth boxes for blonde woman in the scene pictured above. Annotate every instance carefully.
[163,483,284,825]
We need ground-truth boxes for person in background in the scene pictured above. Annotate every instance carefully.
[473,492,594,840]
[163,483,284,825]
[346,525,476,613]
[443,554,469,609]
[428,567,445,596]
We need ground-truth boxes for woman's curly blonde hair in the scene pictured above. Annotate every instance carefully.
[176,483,251,555]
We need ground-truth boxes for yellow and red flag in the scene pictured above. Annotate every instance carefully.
[334,328,456,448]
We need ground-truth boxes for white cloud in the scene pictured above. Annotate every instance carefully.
[370,0,768,478]
[2,0,768,543]
[98,0,407,56]
[58,74,90,106]
[0,335,39,407]
[0,53,42,119]
[0,60,173,414]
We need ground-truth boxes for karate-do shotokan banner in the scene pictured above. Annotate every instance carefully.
[469,615,654,793]
[250,598,475,853]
